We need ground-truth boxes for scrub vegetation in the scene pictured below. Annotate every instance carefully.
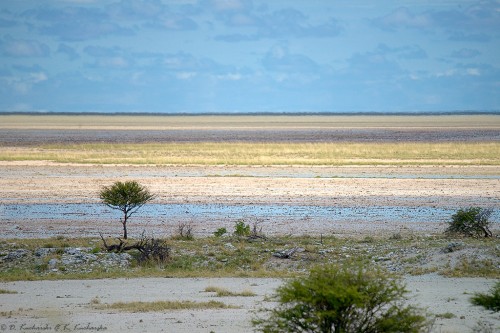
[471,281,500,312]
[1,234,498,282]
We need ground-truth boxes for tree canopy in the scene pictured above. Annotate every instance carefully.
[100,181,154,239]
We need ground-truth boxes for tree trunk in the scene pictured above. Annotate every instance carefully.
[122,213,128,239]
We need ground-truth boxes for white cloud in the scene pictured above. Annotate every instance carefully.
[2,71,48,94]
[176,72,197,79]
[1,38,50,57]
[216,73,242,80]
[212,0,247,12]
[466,68,480,76]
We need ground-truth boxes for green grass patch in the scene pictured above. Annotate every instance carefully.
[96,300,235,312]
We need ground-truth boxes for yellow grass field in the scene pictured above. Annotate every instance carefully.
[1,142,499,165]
[1,114,499,165]
[1,114,499,129]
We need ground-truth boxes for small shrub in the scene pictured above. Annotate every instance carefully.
[213,227,227,237]
[234,220,250,237]
[389,233,403,240]
[90,296,101,305]
[253,263,430,333]
[175,222,194,240]
[435,312,455,319]
[471,281,500,312]
[445,207,493,238]
[136,237,171,264]
[249,222,266,239]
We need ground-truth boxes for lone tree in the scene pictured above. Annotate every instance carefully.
[253,264,430,333]
[445,207,493,238]
[100,181,154,239]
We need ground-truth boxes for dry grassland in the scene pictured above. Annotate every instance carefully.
[1,142,499,165]
[1,114,499,129]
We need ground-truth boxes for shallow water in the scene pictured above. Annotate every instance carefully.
[2,203,498,224]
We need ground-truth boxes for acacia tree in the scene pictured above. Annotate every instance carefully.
[100,181,154,239]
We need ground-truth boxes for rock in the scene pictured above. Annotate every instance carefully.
[374,257,391,262]
[224,243,236,250]
[64,247,91,255]
[35,248,57,257]
[48,258,59,269]
[273,247,298,259]
[61,251,97,265]
[102,253,132,267]
[443,242,465,253]
[3,249,30,261]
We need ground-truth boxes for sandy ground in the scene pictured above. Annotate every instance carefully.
[0,275,498,333]
[0,163,498,238]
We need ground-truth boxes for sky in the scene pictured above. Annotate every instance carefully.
[0,0,499,113]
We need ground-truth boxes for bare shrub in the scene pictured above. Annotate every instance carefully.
[175,222,194,240]
[100,232,170,264]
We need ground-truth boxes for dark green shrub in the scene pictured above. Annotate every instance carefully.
[445,207,493,238]
[213,227,227,237]
[234,220,250,237]
[471,281,500,312]
[253,263,430,333]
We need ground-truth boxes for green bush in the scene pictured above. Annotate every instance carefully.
[471,281,500,312]
[234,220,250,237]
[445,207,493,238]
[253,263,430,333]
[213,227,227,237]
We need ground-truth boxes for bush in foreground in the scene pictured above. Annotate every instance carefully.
[471,281,500,312]
[445,207,493,238]
[253,263,431,333]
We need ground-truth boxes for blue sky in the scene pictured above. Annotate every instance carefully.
[0,0,499,113]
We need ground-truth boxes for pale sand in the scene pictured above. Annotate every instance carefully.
[0,275,498,333]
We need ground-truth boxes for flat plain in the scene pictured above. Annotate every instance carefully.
[1,114,499,238]
[1,114,499,332]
